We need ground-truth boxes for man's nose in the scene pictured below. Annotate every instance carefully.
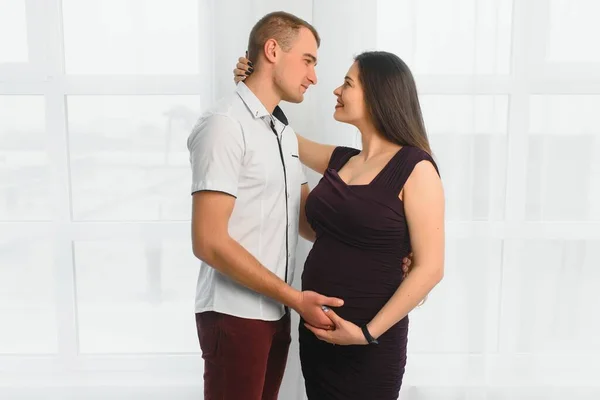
[308,67,317,85]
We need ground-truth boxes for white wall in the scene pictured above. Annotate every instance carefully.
[1,0,599,399]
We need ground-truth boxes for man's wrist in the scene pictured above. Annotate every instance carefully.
[281,287,302,312]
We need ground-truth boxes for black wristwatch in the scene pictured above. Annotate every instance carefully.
[361,324,378,345]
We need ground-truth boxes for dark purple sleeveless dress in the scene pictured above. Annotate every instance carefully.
[299,145,439,400]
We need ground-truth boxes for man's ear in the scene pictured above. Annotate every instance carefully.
[263,39,278,64]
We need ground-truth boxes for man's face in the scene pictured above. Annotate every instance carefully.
[274,27,318,103]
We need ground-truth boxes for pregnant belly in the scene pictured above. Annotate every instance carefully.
[301,236,404,325]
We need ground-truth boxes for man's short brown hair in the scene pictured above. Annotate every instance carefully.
[247,11,320,65]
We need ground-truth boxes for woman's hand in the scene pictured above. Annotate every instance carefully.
[304,307,368,346]
[234,53,253,83]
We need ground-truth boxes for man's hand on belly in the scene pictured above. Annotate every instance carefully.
[292,290,344,330]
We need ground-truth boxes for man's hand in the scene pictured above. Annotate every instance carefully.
[293,291,344,330]
[402,252,413,278]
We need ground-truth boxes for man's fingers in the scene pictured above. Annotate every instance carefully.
[310,311,335,330]
[314,321,334,330]
[304,324,331,342]
[401,256,412,275]
[321,307,342,326]
[304,323,323,337]
[321,296,344,307]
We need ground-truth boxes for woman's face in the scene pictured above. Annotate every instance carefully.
[333,62,369,126]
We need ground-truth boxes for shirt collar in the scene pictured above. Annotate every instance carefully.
[236,82,289,126]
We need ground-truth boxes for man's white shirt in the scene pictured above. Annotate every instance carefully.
[187,82,307,321]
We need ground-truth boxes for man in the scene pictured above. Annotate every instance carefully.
[187,12,341,400]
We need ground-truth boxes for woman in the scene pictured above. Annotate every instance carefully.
[235,51,444,400]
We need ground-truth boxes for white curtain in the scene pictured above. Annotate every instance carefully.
[1,0,599,399]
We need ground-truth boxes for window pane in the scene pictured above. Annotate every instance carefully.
[0,96,51,221]
[408,238,502,353]
[62,0,199,74]
[0,0,28,63]
[0,239,57,354]
[500,240,600,354]
[75,240,199,353]
[377,0,513,75]
[421,95,509,221]
[527,95,600,221]
[67,95,200,221]
[547,0,600,63]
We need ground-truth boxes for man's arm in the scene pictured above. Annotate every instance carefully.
[188,114,342,328]
[192,191,301,308]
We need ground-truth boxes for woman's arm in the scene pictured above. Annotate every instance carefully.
[296,133,336,175]
[366,160,445,339]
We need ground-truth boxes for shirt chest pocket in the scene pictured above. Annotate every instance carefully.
[286,152,303,208]
[287,151,304,181]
